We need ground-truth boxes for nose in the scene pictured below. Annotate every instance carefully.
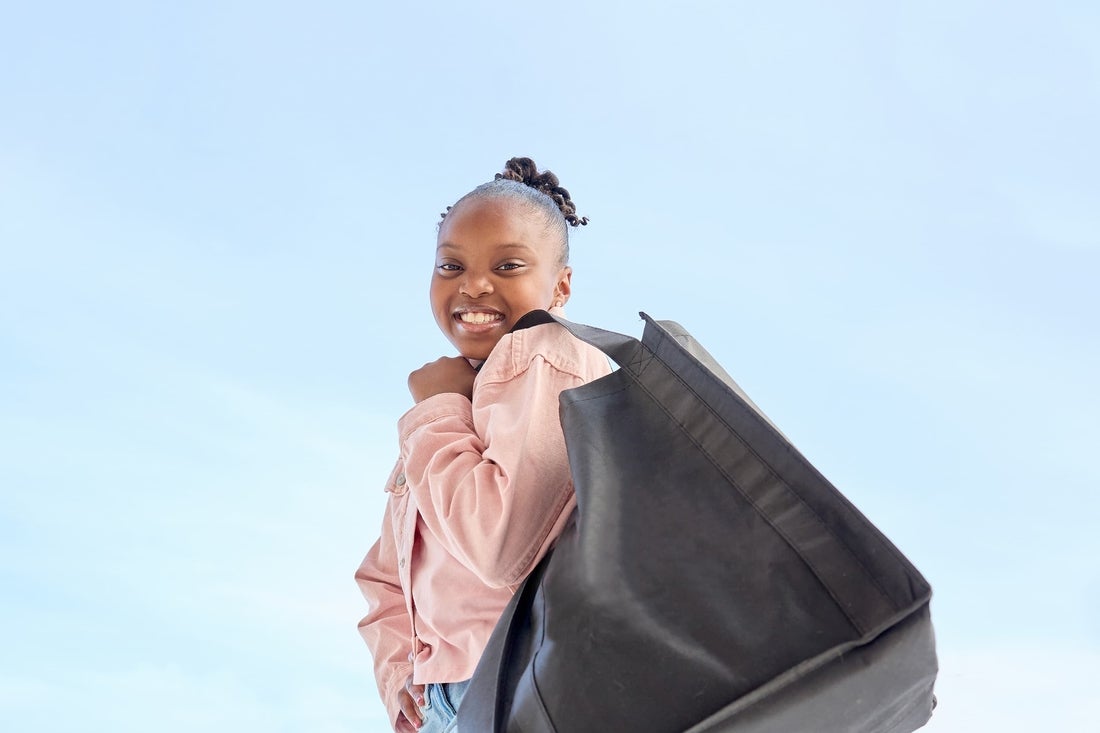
[459,271,493,298]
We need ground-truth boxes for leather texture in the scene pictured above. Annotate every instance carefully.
[458,312,938,732]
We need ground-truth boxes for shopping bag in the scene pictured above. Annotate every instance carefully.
[459,311,937,732]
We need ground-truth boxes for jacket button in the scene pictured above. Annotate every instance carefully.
[395,473,406,487]
[399,557,406,568]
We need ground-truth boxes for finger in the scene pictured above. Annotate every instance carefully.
[399,691,423,728]
[405,678,426,707]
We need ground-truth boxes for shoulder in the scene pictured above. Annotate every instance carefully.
[478,322,611,385]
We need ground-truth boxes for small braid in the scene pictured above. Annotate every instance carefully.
[495,157,589,227]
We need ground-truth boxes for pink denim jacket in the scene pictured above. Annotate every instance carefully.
[355,321,612,731]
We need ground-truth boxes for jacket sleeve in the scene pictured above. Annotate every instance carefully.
[355,503,416,733]
[398,333,599,588]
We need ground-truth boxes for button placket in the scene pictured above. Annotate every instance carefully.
[388,462,408,496]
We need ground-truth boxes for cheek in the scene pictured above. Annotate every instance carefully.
[430,303,452,334]
[429,277,448,309]
[429,282,451,327]
[534,275,562,302]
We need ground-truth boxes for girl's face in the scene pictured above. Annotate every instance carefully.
[431,197,571,360]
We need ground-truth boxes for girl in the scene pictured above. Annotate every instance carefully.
[355,158,613,732]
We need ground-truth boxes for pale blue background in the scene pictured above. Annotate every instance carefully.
[2,1,1097,731]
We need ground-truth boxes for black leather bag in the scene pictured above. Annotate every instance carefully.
[459,312,937,732]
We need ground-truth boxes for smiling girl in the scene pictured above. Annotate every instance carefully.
[355,158,612,732]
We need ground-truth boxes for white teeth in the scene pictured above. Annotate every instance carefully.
[459,312,502,325]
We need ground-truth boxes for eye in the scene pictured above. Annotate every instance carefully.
[437,263,462,273]
[496,262,525,272]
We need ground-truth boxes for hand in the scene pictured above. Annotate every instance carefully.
[408,356,477,403]
[398,673,426,730]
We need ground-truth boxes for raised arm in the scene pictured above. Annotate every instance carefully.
[398,327,607,588]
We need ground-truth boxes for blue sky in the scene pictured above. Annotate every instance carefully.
[2,1,1097,731]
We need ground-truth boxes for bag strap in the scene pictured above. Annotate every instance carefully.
[511,309,648,370]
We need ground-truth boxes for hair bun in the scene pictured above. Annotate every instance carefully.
[496,156,588,227]
[495,157,539,186]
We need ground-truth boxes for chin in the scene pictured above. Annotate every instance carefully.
[447,336,487,360]
[461,348,493,361]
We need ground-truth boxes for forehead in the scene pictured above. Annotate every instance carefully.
[437,196,558,254]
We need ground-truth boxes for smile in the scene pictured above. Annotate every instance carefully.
[456,311,505,325]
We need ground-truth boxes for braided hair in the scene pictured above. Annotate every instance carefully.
[440,157,588,266]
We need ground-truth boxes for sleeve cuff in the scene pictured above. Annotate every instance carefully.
[383,662,414,730]
[397,392,473,444]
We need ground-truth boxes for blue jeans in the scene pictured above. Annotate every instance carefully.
[417,679,471,733]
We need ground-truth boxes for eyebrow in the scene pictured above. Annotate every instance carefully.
[436,242,536,252]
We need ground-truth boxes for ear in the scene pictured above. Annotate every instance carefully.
[552,266,572,307]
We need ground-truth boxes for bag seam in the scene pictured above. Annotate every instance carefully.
[651,324,924,594]
[642,328,895,631]
[564,334,891,634]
